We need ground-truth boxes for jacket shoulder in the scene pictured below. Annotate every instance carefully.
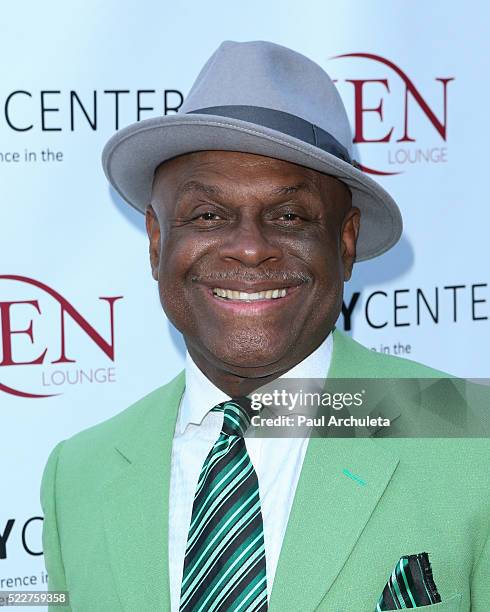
[331,329,451,378]
[74,370,183,443]
[52,370,185,475]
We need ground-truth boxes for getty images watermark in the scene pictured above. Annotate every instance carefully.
[249,387,390,429]
[244,378,490,438]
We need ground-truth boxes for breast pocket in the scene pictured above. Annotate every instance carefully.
[382,592,462,612]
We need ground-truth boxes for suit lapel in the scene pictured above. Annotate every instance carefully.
[101,371,185,612]
[269,329,400,611]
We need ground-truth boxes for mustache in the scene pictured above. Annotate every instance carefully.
[191,269,312,284]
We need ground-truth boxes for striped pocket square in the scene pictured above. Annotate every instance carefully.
[376,552,442,610]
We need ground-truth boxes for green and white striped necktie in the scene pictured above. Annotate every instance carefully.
[179,397,268,612]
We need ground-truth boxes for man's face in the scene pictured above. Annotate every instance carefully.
[146,150,359,379]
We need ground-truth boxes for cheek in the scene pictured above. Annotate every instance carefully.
[158,233,197,288]
[302,233,343,279]
[307,242,345,308]
[156,235,209,327]
[156,239,187,318]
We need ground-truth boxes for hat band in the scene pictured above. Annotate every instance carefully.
[187,105,356,166]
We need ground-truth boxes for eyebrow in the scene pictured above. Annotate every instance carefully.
[269,182,315,196]
[176,180,316,200]
[177,180,224,199]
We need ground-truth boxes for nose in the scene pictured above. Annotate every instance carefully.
[218,218,282,267]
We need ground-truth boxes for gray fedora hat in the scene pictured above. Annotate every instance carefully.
[102,40,402,261]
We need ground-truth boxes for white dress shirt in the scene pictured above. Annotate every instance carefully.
[168,333,333,611]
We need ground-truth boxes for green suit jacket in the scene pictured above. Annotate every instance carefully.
[41,330,489,611]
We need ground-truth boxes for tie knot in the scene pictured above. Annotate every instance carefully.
[211,397,253,437]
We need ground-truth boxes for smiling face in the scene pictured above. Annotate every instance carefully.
[146,150,360,393]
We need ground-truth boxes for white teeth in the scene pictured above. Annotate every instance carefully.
[212,287,289,301]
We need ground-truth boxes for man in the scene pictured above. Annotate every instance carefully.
[41,41,488,611]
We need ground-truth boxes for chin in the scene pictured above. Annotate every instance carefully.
[209,332,290,372]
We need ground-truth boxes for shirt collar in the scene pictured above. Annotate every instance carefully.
[177,332,333,435]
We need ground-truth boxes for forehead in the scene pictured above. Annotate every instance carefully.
[152,150,345,198]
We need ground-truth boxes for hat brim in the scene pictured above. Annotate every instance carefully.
[101,113,402,262]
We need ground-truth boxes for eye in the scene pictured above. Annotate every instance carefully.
[281,213,300,221]
[275,211,305,224]
[195,211,223,221]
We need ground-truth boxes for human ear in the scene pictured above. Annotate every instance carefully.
[145,204,161,281]
[340,207,360,281]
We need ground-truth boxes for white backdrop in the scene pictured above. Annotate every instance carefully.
[1,0,489,603]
